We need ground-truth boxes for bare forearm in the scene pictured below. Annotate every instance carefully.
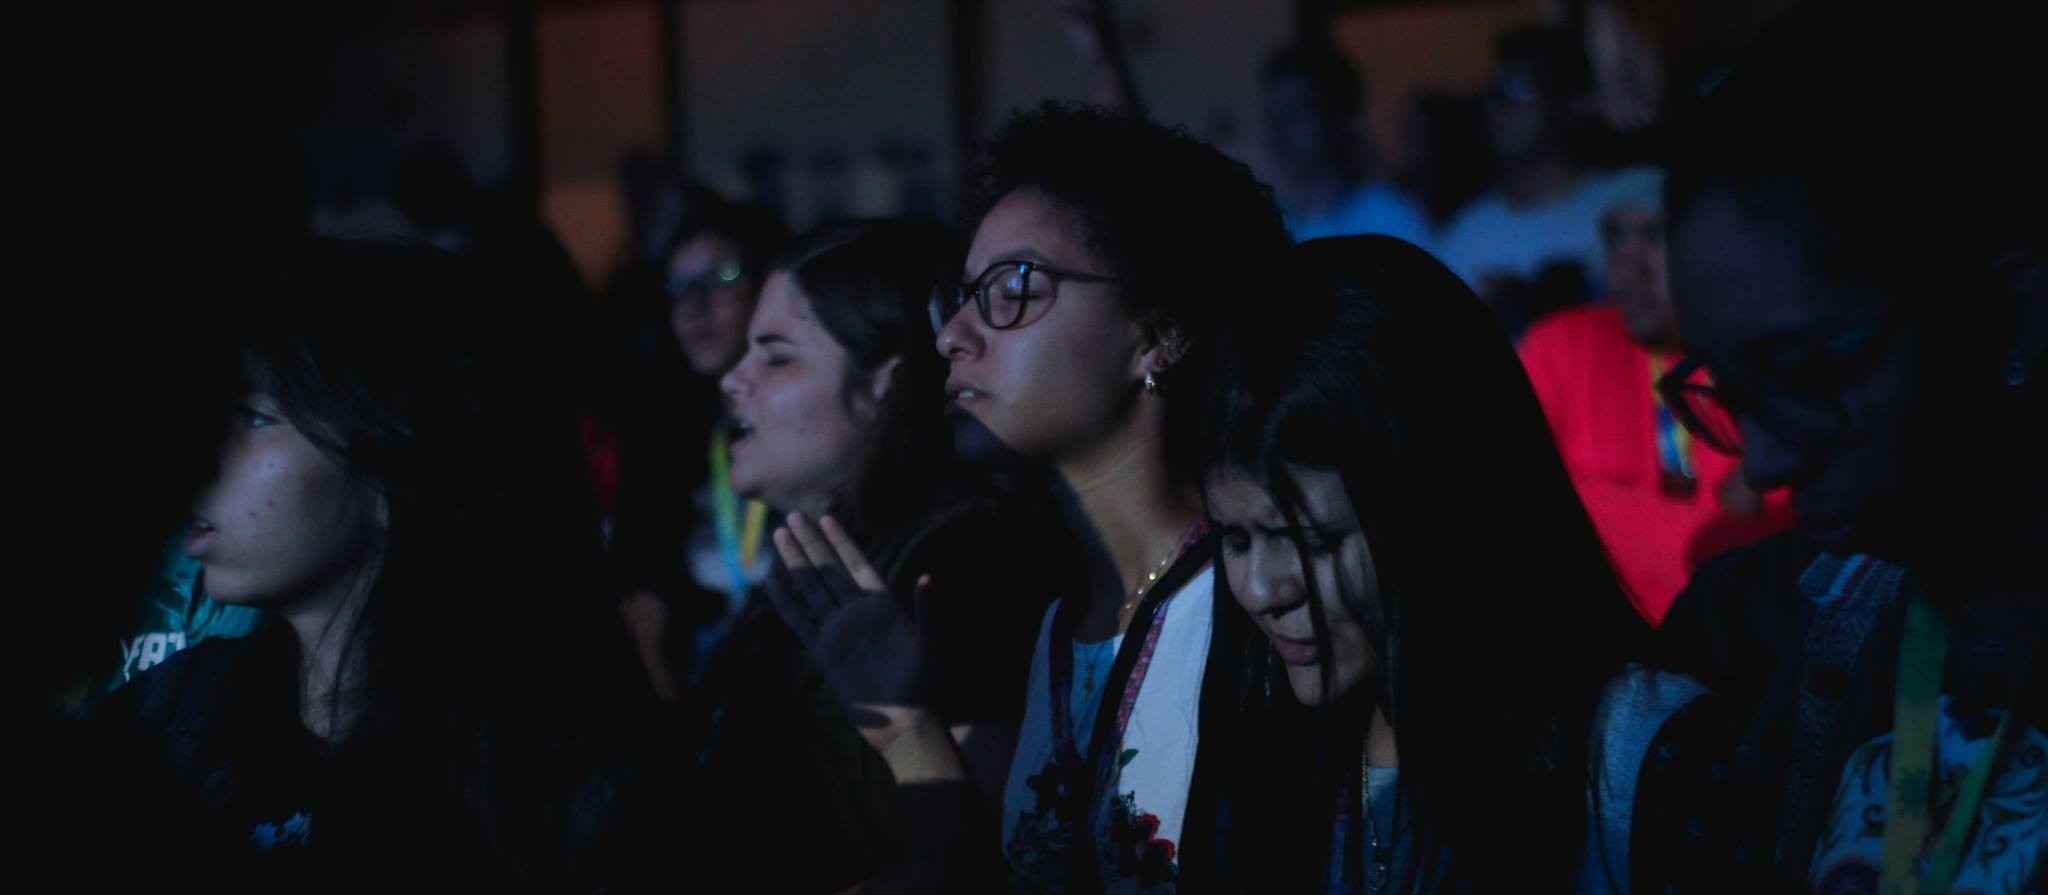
[873,708,971,784]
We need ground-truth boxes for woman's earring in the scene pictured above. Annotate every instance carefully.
[1143,371,1158,393]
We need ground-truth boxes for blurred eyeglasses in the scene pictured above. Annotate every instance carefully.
[668,258,749,307]
[1657,310,1901,456]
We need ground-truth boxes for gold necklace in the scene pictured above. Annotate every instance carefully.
[1119,530,1196,619]
[1085,525,1200,697]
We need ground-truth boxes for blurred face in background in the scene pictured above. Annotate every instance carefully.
[1484,61,1565,168]
[669,232,762,376]
[1264,71,1345,182]
[1603,205,1675,346]
[1670,186,1918,556]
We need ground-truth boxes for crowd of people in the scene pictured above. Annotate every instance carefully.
[35,2,2042,892]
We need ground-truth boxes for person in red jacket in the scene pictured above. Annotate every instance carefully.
[1518,167,1794,623]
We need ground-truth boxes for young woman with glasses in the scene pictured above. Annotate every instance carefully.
[765,104,1294,891]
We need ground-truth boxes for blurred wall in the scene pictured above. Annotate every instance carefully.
[540,2,666,283]
[299,14,512,237]
[289,0,1786,287]
[680,0,955,229]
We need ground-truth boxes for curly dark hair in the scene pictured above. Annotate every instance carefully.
[966,102,1291,481]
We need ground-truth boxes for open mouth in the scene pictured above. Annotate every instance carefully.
[945,381,987,408]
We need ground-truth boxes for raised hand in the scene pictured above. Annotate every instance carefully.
[766,513,935,750]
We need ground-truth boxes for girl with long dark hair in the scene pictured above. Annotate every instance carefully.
[693,219,1057,891]
[97,239,666,887]
[1200,236,1699,893]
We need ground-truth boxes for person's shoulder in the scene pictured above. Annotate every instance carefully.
[888,496,1002,568]
[1570,166,1633,203]
[1522,303,1627,349]
[1673,529,1821,610]
[1355,183,1438,247]
[1589,663,1714,806]
[898,494,1064,576]
[1179,559,1219,599]
[1347,182,1428,219]
[93,633,263,730]
[1656,530,1823,693]
[1294,184,1435,245]
[1588,165,1662,204]
[881,494,1067,653]
[1442,190,1510,235]
[1599,663,1710,731]
[1518,306,1631,397]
